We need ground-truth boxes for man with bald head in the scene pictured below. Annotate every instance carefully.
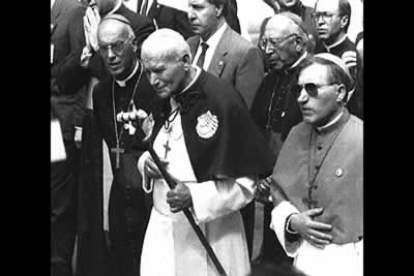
[250,11,310,266]
[136,28,274,276]
[268,53,363,276]
[77,14,156,276]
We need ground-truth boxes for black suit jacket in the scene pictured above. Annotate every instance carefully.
[145,1,194,39]
[51,0,89,140]
[138,0,240,38]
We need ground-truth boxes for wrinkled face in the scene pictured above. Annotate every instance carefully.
[296,64,342,126]
[263,25,299,70]
[188,0,220,40]
[98,25,137,80]
[277,0,298,9]
[142,51,187,100]
[314,0,344,42]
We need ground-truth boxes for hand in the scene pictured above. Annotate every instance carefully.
[74,127,82,149]
[83,5,101,52]
[166,183,193,213]
[144,155,165,179]
[289,208,333,249]
[254,177,271,204]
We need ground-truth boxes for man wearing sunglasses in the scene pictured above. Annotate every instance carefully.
[76,15,157,276]
[250,12,310,267]
[312,0,358,112]
[268,53,363,276]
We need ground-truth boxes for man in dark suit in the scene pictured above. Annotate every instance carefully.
[137,0,195,39]
[51,1,89,276]
[135,0,240,40]
[186,0,265,260]
[187,0,264,109]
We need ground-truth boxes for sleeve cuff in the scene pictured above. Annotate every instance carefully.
[188,176,255,224]
[270,201,302,257]
[285,213,299,234]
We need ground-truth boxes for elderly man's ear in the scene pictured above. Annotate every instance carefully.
[294,36,306,52]
[132,37,138,53]
[336,84,347,103]
[181,54,192,70]
[340,15,349,30]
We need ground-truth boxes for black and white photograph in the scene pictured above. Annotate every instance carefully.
[51,0,364,276]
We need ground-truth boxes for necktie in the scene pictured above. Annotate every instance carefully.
[140,0,149,15]
[196,41,209,69]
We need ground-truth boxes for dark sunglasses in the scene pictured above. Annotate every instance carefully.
[292,83,336,98]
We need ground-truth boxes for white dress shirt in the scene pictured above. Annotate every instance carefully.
[192,22,227,70]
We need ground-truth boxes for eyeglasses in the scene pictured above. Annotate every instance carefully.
[293,83,336,98]
[99,37,133,56]
[260,33,298,51]
[311,12,335,23]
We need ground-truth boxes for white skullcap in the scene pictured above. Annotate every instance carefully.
[314,53,353,84]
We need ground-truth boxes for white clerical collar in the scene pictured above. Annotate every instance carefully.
[181,66,202,94]
[115,61,139,87]
[324,34,348,51]
[107,0,123,16]
[141,0,155,16]
[170,66,201,108]
[289,51,308,70]
[316,110,344,132]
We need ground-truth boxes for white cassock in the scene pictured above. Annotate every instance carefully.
[138,109,253,276]
[270,201,363,276]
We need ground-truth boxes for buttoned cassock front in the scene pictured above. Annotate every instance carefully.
[270,110,363,276]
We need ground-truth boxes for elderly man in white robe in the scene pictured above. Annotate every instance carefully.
[134,29,275,276]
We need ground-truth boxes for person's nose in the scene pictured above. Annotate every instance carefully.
[265,42,274,55]
[297,88,309,104]
[107,47,116,59]
[149,72,159,87]
[188,8,195,21]
[317,16,325,26]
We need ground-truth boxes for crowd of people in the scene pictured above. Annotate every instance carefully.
[51,1,363,276]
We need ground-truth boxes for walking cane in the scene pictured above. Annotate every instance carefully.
[145,144,228,276]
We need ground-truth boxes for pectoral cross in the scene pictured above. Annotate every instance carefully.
[111,142,125,169]
[163,139,171,159]
[302,197,319,209]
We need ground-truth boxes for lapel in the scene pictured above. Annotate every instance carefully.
[207,25,232,77]
[137,0,143,12]
[187,36,200,60]
[147,0,160,18]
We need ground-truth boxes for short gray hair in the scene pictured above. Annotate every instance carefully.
[141,28,192,62]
